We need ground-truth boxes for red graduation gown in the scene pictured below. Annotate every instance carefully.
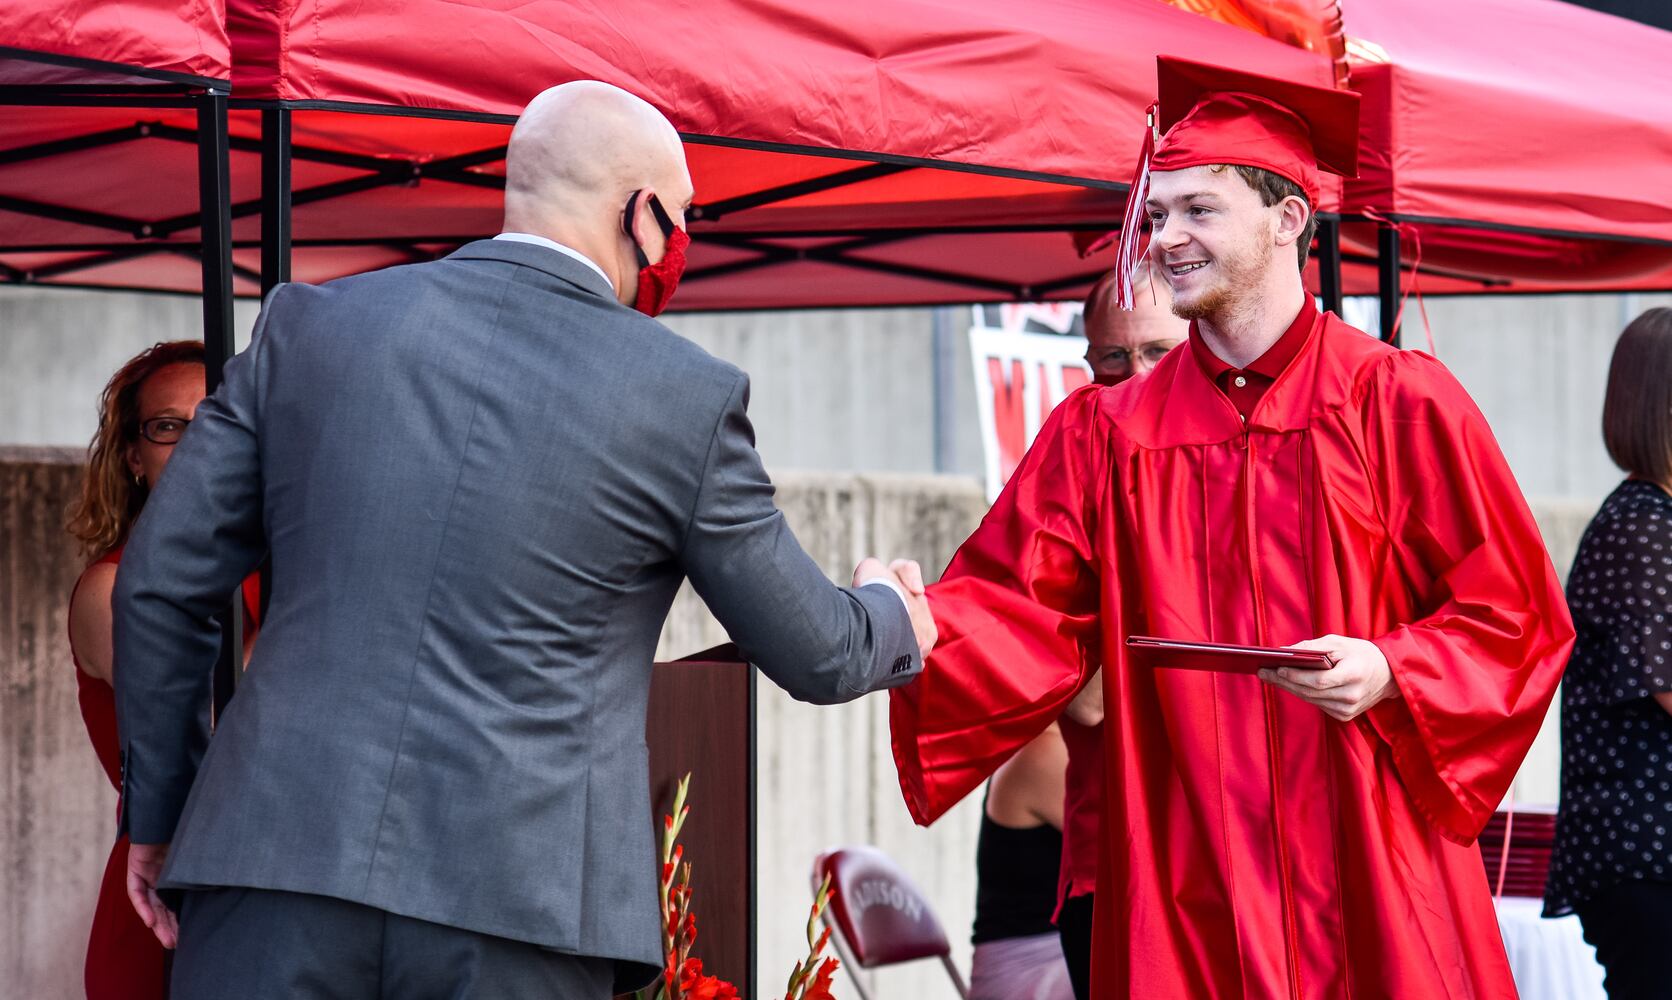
[891,311,1574,999]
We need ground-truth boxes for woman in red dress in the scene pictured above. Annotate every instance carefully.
[66,341,258,1000]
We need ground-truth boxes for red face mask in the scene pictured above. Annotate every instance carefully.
[625,191,689,317]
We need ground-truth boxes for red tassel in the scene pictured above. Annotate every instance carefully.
[1114,103,1160,311]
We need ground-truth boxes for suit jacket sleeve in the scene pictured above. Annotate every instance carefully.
[1364,351,1575,844]
[679,373,921,704]
[890,386,1107,826]
[113,289,280,845]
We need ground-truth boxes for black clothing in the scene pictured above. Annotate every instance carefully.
[1056,891,1095,1000]
[1574,877,1672,1000]
[971,811,1063,944]
[1547,480,1672,917]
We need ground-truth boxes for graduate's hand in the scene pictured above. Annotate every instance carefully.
[1257,635,1400,722]
[854,557,938,659]
[126,840,178,949]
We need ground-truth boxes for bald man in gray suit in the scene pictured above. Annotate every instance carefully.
[113,81,934,1000]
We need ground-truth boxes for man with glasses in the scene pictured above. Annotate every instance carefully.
[1082,259,1185,387]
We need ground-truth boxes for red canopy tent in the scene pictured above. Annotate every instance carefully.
[1336,0,1672,334]
[6,2,1672,313]
[0,4,247,387]
[0,0,1343,306]
[1345,0,1672,247]
[0,1,229,87]
[0,1,237,323]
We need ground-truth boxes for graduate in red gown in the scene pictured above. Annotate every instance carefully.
[891,58,1575,999]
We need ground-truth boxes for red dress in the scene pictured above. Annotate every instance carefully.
[70,547,259,1000]
[892,311,1576,999]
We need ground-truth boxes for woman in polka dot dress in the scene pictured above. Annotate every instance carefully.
[1546,307,1672,1000]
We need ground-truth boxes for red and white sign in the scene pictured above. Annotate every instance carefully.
[968,303,1092,500]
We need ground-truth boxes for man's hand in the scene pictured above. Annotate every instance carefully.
[1257,635,1399,722]
[126,841,179,949]
[854,557,938,660]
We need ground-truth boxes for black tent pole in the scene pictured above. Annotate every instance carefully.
[255,107,292,623]
[198,91,234,387]
[261,107,293,292]
[197,87,240,724]
[1377,223,1402,346]
[1316,215,1343,316]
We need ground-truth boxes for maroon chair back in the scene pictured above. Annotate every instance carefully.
[813,846,954,966]
[1477,808,1557,898]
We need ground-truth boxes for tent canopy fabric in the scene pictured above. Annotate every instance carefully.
[227,0,1334,190]
[1345,0,1672,245]
[4,0,1672,304]
[3,0,1345,307]
[0,1,231,87]
[1338,0,1672,282]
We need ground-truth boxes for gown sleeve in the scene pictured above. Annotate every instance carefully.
[890,386,1109,825]
[1362,351,1576,844]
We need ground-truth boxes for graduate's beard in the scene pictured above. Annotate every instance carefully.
[1170,239,1273,323]
[1170,280,1226,321]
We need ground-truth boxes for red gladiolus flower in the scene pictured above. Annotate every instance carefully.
[676,958,741,1000]
[801,957,840,1000]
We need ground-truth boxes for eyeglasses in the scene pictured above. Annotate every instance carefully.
[1087,340,1180,373]
[138,416,191,445]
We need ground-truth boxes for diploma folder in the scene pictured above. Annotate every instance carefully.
[1126,636,1333,673]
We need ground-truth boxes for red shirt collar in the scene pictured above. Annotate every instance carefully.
[1189,294,1318,383]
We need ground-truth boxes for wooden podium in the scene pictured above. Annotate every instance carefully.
[644,644,756,996]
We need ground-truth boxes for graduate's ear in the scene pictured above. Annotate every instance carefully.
[1273,194,1310,252]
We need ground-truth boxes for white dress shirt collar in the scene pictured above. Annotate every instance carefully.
[493,232,614,294]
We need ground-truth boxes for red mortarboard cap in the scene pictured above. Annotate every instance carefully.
[1111,56,1359,309]
[1153,55,1360,204]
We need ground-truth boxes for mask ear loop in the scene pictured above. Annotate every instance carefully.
[622,190,649,270]
[646,194,677,236]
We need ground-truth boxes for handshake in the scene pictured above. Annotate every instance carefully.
[854,557,938,659]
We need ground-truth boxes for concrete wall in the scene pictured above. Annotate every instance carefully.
[0,288,261,450]
[1420,292,1672,501]
[0,448,108,1000]
[660,309,988,479]
[7,285,1671,509]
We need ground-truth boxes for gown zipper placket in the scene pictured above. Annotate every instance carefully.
[1238,411,1305,1000]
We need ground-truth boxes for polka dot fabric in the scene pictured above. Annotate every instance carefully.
[1546,479,1672,917]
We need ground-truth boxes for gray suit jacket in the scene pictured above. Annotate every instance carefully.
[111,238,921,989]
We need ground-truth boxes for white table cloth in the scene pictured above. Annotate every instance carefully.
[1493,896,1606,1000]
